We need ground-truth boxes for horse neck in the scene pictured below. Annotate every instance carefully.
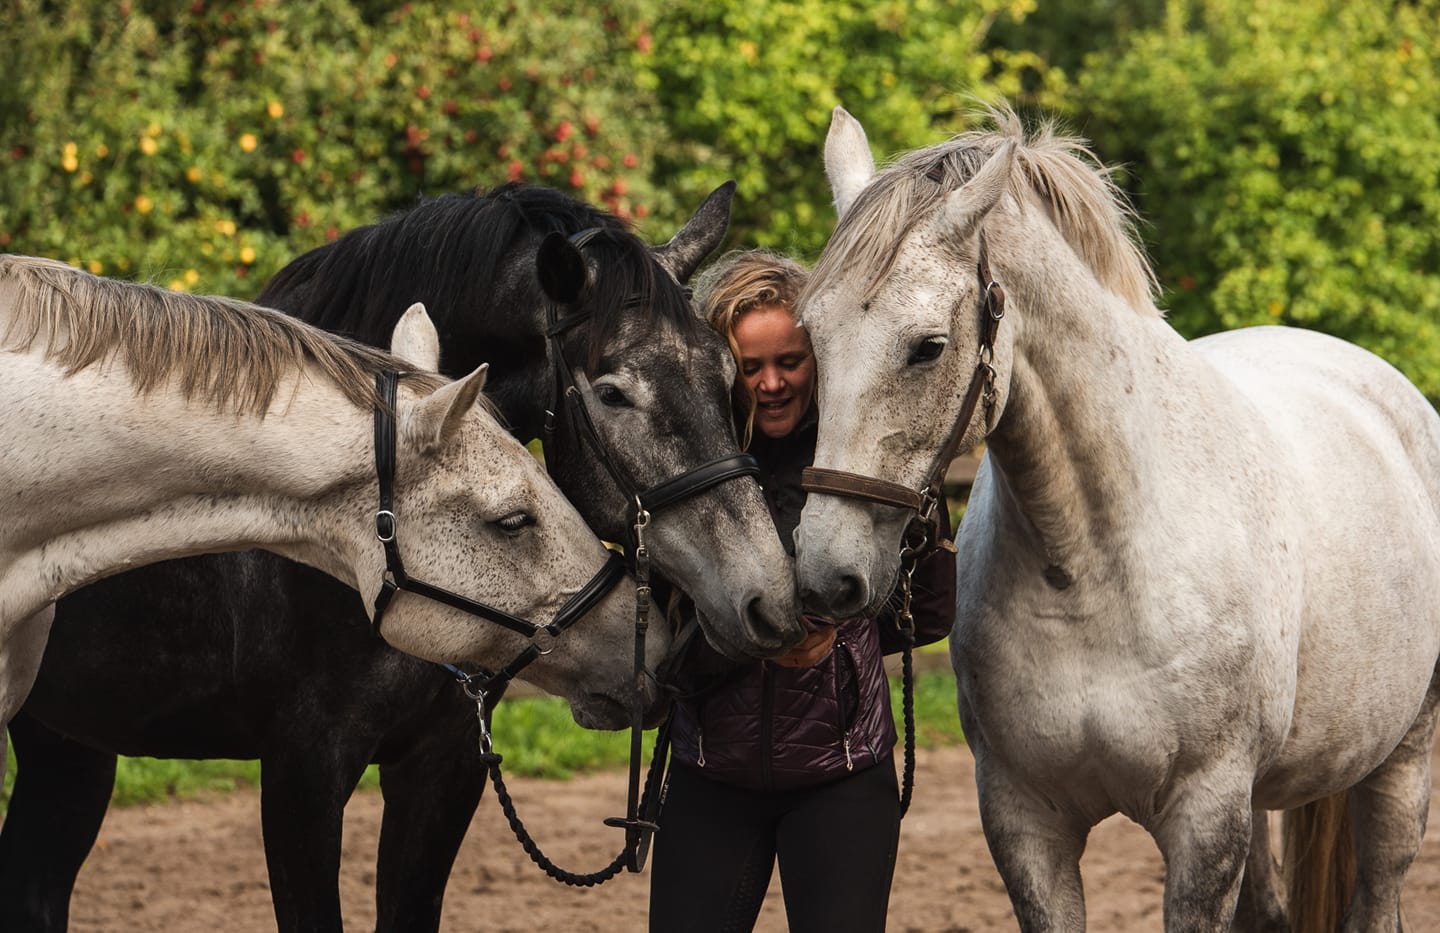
[980,225,1186,574]
[0,356,377,622]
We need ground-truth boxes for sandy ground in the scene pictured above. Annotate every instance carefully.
[59,743,1440,932]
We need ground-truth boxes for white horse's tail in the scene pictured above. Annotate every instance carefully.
[1282,792,1355,933]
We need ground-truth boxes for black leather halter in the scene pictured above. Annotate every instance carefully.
[369,370,627,696]
[542,227,761,537]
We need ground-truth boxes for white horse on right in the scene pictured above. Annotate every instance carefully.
[793,104,1440,932]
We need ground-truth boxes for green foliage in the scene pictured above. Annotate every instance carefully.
[639,0,1066,257]
[489,694,658,778]
[1061,0,1440,402]
[0,0,664,298]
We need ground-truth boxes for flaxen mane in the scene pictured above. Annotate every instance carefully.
[810,104,1161,317]
[0,255,444,416]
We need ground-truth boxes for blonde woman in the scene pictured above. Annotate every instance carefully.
[649,251,957,933]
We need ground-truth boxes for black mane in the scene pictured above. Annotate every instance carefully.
[256,183,696,376]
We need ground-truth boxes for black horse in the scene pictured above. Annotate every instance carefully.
[0,183,800,932]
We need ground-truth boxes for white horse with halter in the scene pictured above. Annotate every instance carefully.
[0,256,663,787]
[795,105,1440,932]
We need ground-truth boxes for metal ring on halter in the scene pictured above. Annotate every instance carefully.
[985,281,1004,318]
[531,627,558,656]
[460,677,488,703]
[375,509,398,543]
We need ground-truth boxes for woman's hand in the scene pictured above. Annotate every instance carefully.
[775,626,836,668]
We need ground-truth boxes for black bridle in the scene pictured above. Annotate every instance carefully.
[370,368,666,882]
[542,228,762,532]
[369,369,627,696]
[531,228,771,872]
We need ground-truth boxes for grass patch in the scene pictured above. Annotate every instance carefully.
[487,699,657,778]
[3,665,963,811]
[891,668,966,747]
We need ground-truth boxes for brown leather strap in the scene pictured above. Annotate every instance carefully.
[801,466,923,511]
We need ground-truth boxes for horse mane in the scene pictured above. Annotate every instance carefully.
[259,182,696,374]
[812,103,1160,317]
[0,255,444,416]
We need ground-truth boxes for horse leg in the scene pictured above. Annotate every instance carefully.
[1338,677,1440,933]
[973,758,1088,931]
[0,711,118,932]
[259,743,370,933]
[0,606,55,787]
[1150,771,1253,933]
[374,695,488,933]
[1231,810,1289,933]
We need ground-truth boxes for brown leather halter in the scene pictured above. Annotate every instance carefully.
[801,231,1005,539]
[799,234,1003,815]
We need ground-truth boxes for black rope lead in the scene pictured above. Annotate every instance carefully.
[478,718,674,887]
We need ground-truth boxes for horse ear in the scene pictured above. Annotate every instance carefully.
[389,302,441,371]
[652,180,735,283]
[403,364,491,455]
[536,231,589,305]
[941,139,1016,240]
[825,106,876,219]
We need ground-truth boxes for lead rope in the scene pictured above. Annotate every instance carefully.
[894,505,934,818]
[461,505,670,886]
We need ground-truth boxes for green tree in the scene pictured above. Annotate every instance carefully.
[638,0,1063,257]
[0,0,663,297]
[1062,0,1440,401]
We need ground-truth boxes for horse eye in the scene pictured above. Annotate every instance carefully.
[908,337,947,366]
[596,384,631,408]
[495,511,535,534]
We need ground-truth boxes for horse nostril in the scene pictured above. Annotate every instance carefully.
[743,594,796,651]
[837,574,864,610]
[800,574,867,619]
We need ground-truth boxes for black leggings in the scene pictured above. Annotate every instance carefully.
[647,755,901,933]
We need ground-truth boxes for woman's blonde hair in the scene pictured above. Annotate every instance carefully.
[695,250,810,448]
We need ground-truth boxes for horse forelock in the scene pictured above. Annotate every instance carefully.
[806,104,1160,318]
[0,255,443,416]
[568,227,698,374]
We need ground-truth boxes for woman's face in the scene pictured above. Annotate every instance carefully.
[733,304,816,440]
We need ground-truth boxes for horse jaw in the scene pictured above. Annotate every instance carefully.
[825,106,876,218]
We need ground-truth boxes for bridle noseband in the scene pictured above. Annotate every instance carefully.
[369,369,627,699]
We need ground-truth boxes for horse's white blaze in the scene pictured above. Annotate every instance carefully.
[0,259,660,784]
[797,105,1440,930]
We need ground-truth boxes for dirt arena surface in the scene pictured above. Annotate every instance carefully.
[58,743,1440,932]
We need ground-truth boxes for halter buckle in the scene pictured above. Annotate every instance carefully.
[375,509,397,543]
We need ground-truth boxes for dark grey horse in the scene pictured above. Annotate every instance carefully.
[0,182,799,931]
